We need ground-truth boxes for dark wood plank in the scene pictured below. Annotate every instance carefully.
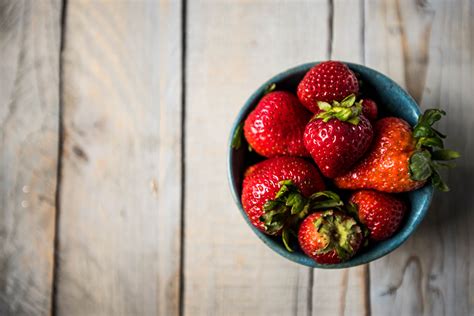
[0,0,61,314]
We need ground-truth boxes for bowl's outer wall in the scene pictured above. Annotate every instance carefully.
[227,62,434,268]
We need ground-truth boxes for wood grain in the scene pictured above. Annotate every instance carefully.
[365,0,473,315]
[0,0,61,314]
[184,1,367,315]
[1,0,471,315]
[56,1,182,315]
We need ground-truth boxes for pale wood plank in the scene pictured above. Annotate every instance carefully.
[332,0,365,63]
[185,1,367,315]
[0,0,61,314]
[184,1,326,315]
[366,0,473,315]
[56,1,182,315]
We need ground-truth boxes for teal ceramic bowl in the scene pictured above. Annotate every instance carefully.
[227,62,434,268]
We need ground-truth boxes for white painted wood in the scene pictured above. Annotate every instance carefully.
[332,0,365,63]
[0,0,61,314]
[366,0,473,315]
[56,1,182,315]
[184,1,368,315]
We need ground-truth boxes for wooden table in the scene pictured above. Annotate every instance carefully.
[1,0,472,315]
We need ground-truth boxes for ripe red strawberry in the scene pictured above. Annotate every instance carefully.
[334,109,459,192]
[298,210,363,264]
[349,190,407,241]
[297,61,359,113]
[304,94,373,178]
[241,157,326,234]
[243,91,312,157]
[362,99,378,122]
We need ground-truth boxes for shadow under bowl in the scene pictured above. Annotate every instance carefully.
[227,62,434,268]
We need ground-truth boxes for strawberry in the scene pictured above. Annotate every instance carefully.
[303,94,373,178]
[334,109,460,192]
[243,90,312,157]
[241,157,343,249]
[298,210,363,264]
[297,61,359,113]
[241,157,325,232]
[348,190,407,241]
[361,99,378,122]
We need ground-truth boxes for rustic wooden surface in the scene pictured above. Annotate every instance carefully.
[0,0,61,315]
[0,0,472,315]
[56,1,182,315]
[366,1,474,315]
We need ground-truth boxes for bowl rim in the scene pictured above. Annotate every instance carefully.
[227,61,434,268]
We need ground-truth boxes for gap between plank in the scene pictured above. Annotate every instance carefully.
[364,264,372,316]
[327,0,334,59]
[360,0,366,65]
[360,1,371,315]
[51,0,68,315]
[178,0,188,315]
[306,268,314,315]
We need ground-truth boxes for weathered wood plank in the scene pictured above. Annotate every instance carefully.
[184,1,367,315]
[0,0,61,314]
[365,0,473,315]
[56,1,182,315]
[184,1,326,314]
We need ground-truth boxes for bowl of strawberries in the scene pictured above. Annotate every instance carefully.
[228,61,459,268]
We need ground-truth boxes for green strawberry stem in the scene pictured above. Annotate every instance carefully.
[409,109,460,191]
[231,122,253,152]
[231,123,244,150]
[264,83,277,95]
[314,94,363,125]
[260,180,343,252]
[312,210,362,261]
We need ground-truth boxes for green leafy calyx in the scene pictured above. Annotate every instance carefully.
[314,94,363,125]
[409,109,460,191]
[260,180,343,252]
[231,123,244,150]
[232,123,253,152]
[264,83,277,95]
[313,210,362,261]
